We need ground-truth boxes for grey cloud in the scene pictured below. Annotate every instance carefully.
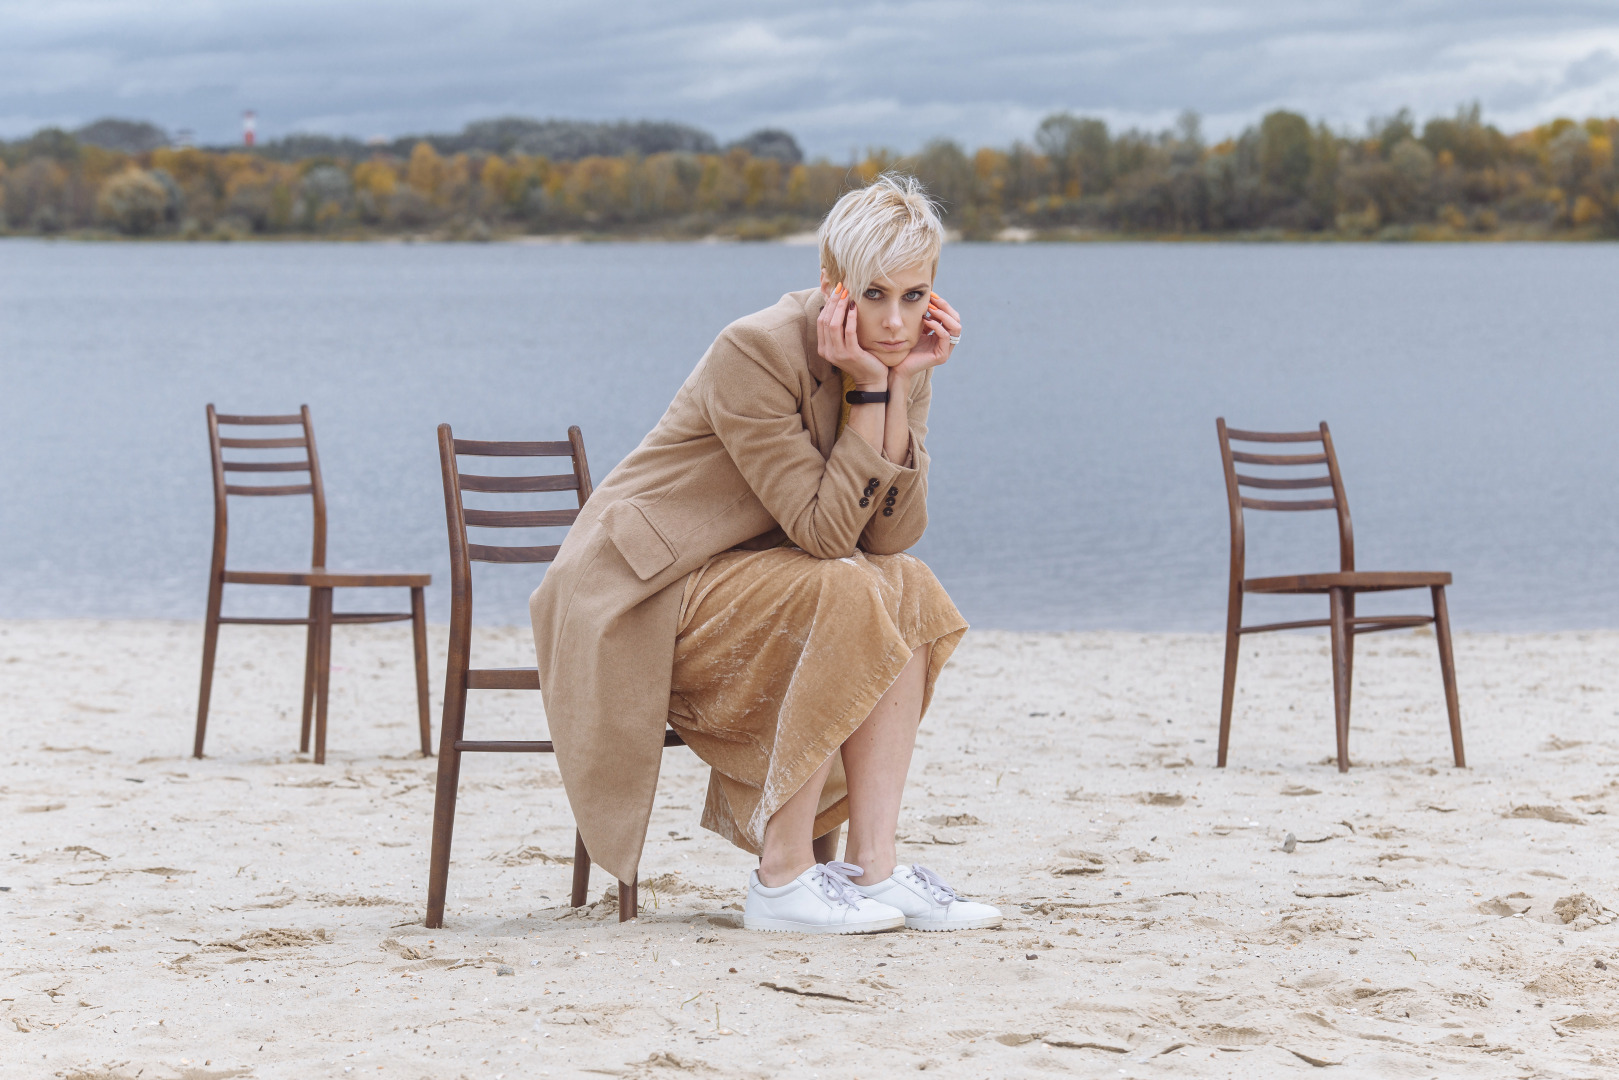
[1567,48,1619,89]
[1,0,1615,155]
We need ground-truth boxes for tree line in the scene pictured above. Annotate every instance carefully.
[2,106,1614,240]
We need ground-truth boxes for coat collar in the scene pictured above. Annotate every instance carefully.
[799,288,832,385]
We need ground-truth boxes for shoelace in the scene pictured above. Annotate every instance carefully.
[906,864,961,905]
[817,861,869,907]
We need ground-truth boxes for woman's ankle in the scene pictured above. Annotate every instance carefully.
[756,856,813,888]
[843,850,897,885]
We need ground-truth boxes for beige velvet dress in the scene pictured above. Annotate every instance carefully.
[666,380,968,854]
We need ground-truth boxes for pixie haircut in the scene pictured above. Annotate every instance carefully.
[818,173,944,295]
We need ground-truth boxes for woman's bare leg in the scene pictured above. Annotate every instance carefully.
[756,752,837,887]
[842,644,930,885]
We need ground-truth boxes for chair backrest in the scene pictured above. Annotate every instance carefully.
[436,424,593,653]
[206,404,327,574]
[1215,418,1354,584]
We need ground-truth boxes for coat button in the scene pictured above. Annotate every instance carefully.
[867,478,879,488]
[882,507,894,517]
[888,487,898,497]
[884,496,896,507]
[859,497,869,508]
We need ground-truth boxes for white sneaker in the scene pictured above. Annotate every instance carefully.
[743,861,906,934]
[853,864,1003,931]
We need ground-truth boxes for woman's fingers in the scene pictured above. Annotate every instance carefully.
[928,293,962,336]
[926,300,961,337]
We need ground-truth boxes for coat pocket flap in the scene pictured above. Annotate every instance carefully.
[601,500,678,581]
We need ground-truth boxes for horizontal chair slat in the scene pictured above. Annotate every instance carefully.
[215,413,304,426]
[1352,616,1435,634]
[467,543,561,563]
[218,616,314,626]
[219,436,307,449]
[1224,427,1322,443]
[464,508,579,528]
[1239,618,1333,634]
[1230,450,1328,466]
[221,613,412,626]
[1243,615,1433,635]
[226,483,315,497]
[466,667,542,691]
[1235,473,1332,490]
[223,460,309,472]
[1240,497,1337,512]
[454,438,572,457]
[458,472,578,493]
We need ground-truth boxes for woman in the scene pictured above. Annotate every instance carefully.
[530,174,999,934]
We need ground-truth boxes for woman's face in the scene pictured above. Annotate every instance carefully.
[821,263,934,367]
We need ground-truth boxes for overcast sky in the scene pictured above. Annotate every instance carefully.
[2,1,1616,155]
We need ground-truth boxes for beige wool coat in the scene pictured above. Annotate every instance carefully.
[529,287,935,884]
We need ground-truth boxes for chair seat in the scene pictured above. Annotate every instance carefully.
[1244,570,1451,594]
[223,567,431,588]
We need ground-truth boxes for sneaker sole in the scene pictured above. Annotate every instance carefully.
[905,914,1004,932]
[742,914,906,934]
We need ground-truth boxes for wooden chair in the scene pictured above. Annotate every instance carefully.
[1216,419,1464,772]
[425,423,842,927]
[195,405,432,764]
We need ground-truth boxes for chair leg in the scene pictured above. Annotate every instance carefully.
[812,824,842,864]
[1217,589,1243,767]
[312,587,334,765]
[1432,585,1466,768]
[425,675,470,929]
[619,877,638,922]
[410,586,432,758]
[299,588,318,754]
[1343,591,1356,724]
[1329,587,1351,773]
[193,576,224,759]
[570,830,591,908]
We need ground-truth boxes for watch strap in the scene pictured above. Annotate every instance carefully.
[845,389,890,405]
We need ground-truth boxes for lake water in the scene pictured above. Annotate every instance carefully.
[3,239,1616,632]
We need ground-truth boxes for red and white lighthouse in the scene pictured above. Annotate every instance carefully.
[243,110,257,147]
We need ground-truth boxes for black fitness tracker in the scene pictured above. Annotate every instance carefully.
[845,390,890,405]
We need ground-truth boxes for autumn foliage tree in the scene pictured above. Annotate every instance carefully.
[2,107,1616,239]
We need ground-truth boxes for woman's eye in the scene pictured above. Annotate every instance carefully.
[863,289,882,301]
[903,291,925,302]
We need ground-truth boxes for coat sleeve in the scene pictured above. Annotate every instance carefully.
[859,368,931,555]
[703,331,902,560]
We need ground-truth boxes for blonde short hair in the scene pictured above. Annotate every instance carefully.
[818,173,944,295]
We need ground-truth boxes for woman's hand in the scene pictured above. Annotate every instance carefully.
[816,284,889,390]
[892,292,960,384]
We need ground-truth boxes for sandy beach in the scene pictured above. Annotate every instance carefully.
[4,618,1617,1079]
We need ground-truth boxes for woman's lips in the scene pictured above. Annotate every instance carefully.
[875,340,908,349]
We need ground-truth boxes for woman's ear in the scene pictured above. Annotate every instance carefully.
[819,268,833,297]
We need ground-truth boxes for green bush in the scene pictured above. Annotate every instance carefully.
[96,169,169,235]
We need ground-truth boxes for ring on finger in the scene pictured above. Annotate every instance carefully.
[948,334,961,345]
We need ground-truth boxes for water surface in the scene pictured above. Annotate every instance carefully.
[3,239,1615,630]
